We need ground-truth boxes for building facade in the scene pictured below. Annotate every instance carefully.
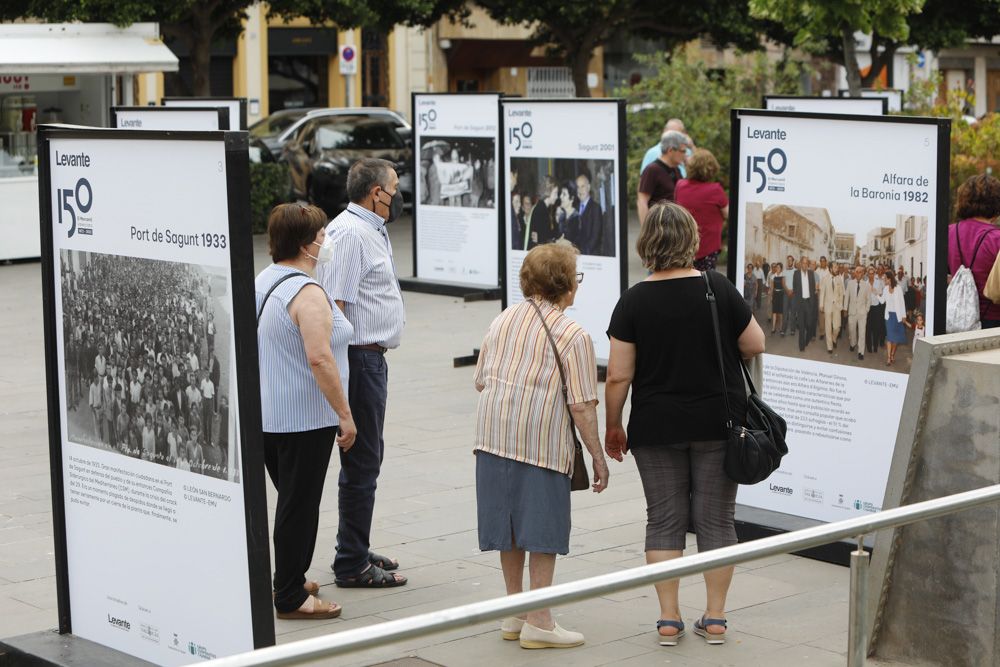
[137,4,605,127]
[745,203,834,265]
[894,214,928,280]
[863,226,896,267]
[834,232,858,266]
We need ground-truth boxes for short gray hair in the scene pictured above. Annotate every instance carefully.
[660,130,687,154]
[346,158,394,203]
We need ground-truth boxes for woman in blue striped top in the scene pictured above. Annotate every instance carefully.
[256,203,357,620]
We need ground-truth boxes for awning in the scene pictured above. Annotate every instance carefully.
[0,23,178,74]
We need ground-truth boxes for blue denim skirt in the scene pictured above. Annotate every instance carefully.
[475,450,571,555]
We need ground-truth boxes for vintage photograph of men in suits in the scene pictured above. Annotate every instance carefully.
[744,202,929,372]
[59,250,239,482]
[508,157,617,258]
[419,136,496,209]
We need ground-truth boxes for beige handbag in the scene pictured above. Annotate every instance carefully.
[985,253,1000,304]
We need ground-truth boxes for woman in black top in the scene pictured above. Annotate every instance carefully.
[605,202,765,647]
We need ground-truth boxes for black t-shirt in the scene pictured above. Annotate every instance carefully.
[606,271,752,447]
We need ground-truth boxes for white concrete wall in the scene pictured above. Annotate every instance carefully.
[390,26,430,120]
[244,4,265,125]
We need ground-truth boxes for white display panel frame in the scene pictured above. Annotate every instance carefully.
[38,126,273,664]
[111,106,230,131]
[410,92,501,292]
[840,89,905,113]
[500,98,628,362]
[763,95,888,115]
[728,109,949,529]
[162,97,248,130]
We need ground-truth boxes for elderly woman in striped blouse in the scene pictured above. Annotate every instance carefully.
[473,243,609,650]
[256,203,357,620]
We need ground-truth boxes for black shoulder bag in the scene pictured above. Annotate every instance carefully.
[703,272,788,485]
[526,300,591,491]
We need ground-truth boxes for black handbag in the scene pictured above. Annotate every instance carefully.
[527,300,590,492]
[703,272,788,485]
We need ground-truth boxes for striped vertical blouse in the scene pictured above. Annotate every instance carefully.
[474,298,598,475]
[256,264,353,433]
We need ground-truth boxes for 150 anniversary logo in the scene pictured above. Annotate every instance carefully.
[745,127,787,194]
[418,107,437,132]
[507,109,533,151]
[54,150,94,238]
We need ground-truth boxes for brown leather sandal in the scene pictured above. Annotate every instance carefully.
[276,595,342,620]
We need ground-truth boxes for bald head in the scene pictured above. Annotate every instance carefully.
[664,118,685,133]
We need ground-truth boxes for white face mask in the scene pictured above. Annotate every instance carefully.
[310,236,334,264]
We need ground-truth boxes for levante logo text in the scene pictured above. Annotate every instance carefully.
[107,614,130,631]
[55,150,92,167]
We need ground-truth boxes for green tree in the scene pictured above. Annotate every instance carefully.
[869,0,1000,91]
[749,0,924,96]
[622,50,804,197]
[476,0,776,97]
[0,0,462,96]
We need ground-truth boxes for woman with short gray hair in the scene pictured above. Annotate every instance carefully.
[605,202,765,646]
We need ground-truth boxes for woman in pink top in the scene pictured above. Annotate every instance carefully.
[948,174,1000,328]
[674,149,729,272]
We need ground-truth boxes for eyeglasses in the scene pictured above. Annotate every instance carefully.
[576,272,584,284]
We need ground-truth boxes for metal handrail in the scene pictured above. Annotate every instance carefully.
[207,483,1000,667]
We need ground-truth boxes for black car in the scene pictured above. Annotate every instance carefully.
[248,108,316,158]
[281,112,413,217]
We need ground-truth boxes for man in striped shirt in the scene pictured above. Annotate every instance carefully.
[318,158,408,588]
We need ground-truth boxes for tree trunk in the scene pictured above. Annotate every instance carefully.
[841,26,862,97]
[569,50,592,98]
[190,6,214,97]
[862,42,897,89]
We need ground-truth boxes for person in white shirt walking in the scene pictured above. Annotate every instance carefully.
[844,266,872,359]
[819,263,845,353]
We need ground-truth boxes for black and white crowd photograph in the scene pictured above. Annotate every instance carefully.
[745,203,929,371]
[419,136,496,208]
[59,250,239,482]
[509,157,617,257]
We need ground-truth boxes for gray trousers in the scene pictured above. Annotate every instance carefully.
[632,440,738,552]
[783,293,797,333]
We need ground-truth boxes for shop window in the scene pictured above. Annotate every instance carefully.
[362,30,389,107]
[269,56,328,110]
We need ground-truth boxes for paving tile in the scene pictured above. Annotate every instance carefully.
[746,644,847,666]
[805,630,848,655]
[725,585,849,645]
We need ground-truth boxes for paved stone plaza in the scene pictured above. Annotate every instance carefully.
[0,216,860,666]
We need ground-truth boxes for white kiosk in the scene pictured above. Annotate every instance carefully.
[0,23,178,261]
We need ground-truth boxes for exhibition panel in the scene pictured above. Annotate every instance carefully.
[410,92,501,293]
[763,95,888,115]
[500,98,628,362]
[163,97,248,130]
[38,126,273,664]
[729,109,949,528]
[111,106,230,131]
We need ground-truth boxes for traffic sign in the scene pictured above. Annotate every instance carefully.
[339,45,357,75]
